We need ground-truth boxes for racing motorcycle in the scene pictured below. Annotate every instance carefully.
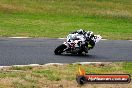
[54,35,102,55]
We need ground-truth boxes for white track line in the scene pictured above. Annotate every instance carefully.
[58,38,67,39]
[44,63,64,66]
[0,62,112,68]
[101,39,107,40]
[0,66,10,68]
[128,40,132,41]
[58,38,107,40]
[74,62,102,64]
[13,64,40,67]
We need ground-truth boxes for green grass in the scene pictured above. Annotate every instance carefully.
[0,62,131,88]
[0,0,132,39]
[33,69,61,81]
[0,71,17,78]
[123,62,132,74]
[11,66,33,70]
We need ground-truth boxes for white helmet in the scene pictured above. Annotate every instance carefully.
[86,31,94,38]
[77,29,85,34]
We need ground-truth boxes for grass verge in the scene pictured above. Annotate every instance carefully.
[0,0,131,39]
[0,62,131,88]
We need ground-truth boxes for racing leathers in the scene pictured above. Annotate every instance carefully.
[67,29,96,53]
[67,33,88,53]
[67,29,94,53]
[67,33,85,45]
[67,29,86,45]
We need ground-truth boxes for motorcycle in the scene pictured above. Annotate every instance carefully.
[54,35,102,55]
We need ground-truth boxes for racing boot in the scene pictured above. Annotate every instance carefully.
[81,44,88,53]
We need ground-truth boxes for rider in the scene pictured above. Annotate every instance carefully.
[67,29,95,53]
[67,29,86,45]
[85,31,95,50]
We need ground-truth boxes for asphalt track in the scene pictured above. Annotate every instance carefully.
[0,38,132,66]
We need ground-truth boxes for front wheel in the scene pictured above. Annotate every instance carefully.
[54,44,67,55]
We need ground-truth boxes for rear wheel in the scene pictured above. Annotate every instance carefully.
[54,44,67,55]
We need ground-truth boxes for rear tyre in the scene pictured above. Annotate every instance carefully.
[77,50,83,55]
[54,44,67,55]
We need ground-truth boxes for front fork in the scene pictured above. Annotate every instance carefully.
[63,42,70,51]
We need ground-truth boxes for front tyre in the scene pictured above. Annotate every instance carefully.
[54,44,67,55]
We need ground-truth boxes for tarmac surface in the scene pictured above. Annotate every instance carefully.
[0,38,132,66]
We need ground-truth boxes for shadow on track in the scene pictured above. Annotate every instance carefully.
[54,53,105,60]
